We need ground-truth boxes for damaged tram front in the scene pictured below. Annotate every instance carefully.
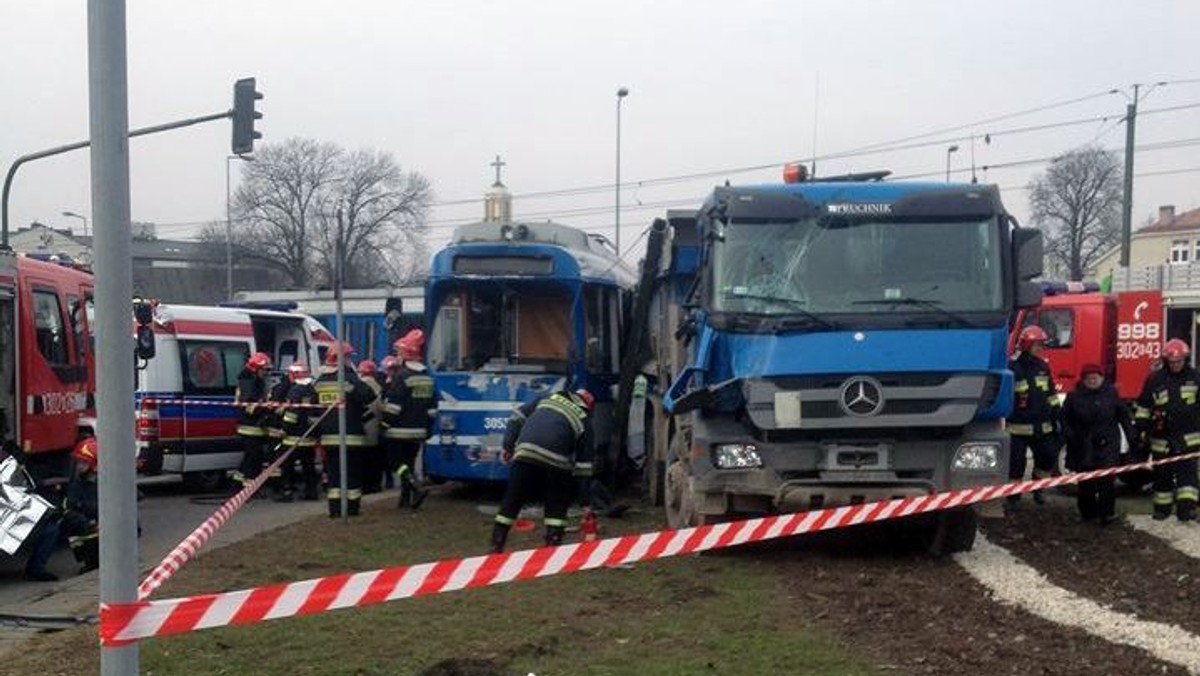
[422,221,636,483]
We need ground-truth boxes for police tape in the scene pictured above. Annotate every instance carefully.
[100,451,1200,646]
[136,405,338,601]
[140,397,339,411]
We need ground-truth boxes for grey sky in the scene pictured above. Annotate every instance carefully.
[2,1,1198,263]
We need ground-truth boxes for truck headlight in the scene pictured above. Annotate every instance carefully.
[438,414,456,432]
[712,443,762,469]
[952,442,999,471]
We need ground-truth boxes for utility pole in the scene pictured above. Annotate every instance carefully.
[335,204,348,523]
[1119,84,1140,269]
[88,0,139,673]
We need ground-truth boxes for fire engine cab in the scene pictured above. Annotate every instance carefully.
[0,249,96,482]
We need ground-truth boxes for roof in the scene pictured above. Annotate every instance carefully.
[1137,206,1200,235]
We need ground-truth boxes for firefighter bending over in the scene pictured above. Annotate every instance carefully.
[1133,338,1200,521]
[490,389,595,553]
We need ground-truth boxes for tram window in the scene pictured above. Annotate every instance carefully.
[430,305,463,370]
[515,294,570,370]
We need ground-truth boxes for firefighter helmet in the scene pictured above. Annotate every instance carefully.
[1163,338,1190,361]
[246,352,272,373]
[287,362,311,383]
[1017,325,1049,351]
[395,329,425,361]
[357,360,377,377]
[573,388,596,413]
[324,342,356,366]
[73,437,98,471]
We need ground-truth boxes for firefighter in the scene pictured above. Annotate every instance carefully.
[1007,325,1061,506]
[490,389,595,553]
[61,437,100,574]
[357,360,385,495]
[265,364,293,501]
[232,352,273,495]
[1133,338,1200,521]
[314,342,374,517]
[1062,363,1135,524]
[281,363,322,501]
[381,330,437,509]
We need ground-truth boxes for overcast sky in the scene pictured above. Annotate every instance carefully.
[2,1,1198,264]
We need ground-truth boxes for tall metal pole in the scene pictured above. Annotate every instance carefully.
[1119,84,1140,269]
[88,0,138,673]
[615,87,628,255]
[226,156,233,301]
[335,204,348,523]
[945,145,959,182]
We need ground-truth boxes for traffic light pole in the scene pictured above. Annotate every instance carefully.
[2,109,233,249]
[88,1,138,673]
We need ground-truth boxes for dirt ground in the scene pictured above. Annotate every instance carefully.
[5,484,1197,675]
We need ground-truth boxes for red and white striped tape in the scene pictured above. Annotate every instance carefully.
[137,405,337,601]
[101,452,1199,645]
[140,397,337,411]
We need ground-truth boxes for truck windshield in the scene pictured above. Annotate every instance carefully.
[427,282,574,374]
[710,216,1003,320]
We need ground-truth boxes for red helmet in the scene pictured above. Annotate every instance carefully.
[246,352,272,373]
[357,360,377,377]
[395,329,425,361]
[1163,338,1190,361]
[287,362,311,382]
[324,342,356,366]
[1017,325,1049,351]
[573,389,595,413]
[73,437,98,471]
[381,356,399,372]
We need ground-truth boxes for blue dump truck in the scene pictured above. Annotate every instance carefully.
[643,169,1043,552]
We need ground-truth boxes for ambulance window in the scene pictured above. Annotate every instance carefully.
[277,339,299,370]
[1038,309,1073,348]
[180,341,250,395]
[32,290,69,366]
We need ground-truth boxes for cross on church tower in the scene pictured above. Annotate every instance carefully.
[491,154,506,187]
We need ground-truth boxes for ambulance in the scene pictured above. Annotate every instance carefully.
[133,303,335,489]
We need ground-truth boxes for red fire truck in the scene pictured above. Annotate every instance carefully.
[1011,282,1164,401]
[0,249,97,482]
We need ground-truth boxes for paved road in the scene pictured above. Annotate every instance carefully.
[0,476,344,657]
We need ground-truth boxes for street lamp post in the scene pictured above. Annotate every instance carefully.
[615,87,629,255]
[62,210,88,238]
[945,144,959,183]
[226,154,252,301]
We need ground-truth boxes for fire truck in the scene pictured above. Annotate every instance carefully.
[1010,282,1164,402]
[0,249,96,483]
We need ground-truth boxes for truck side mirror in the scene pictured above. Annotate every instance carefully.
[1012,228,1043,281]
[135,325,155,360]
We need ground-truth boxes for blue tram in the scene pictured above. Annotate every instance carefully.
[422,221,637,483]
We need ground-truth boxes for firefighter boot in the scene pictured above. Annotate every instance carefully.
[1152,503,1172,521]
[302,478,320,501]
[544,525,566,548]
[327,498,342,519]
[402,473,429,510]
[398,483,411,509]
[348,498,362,517]
[490,523,510,554]
[1177,500,1197,522]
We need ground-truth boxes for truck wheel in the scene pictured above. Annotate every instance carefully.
[664,460,698,529]
[926,507,977,555]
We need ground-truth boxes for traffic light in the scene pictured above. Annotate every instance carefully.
[231,77,263,155]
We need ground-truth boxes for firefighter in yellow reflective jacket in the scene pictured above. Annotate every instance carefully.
[490,389,595,553]
[281,363,321,501]
[1133,338,1200,521]
[314,343,375,517]
[1007,326,1061,506]
[232,352,272,493]
[381,330,437,509]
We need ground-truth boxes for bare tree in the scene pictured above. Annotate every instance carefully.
[1028,146,1123,281]
[216,138,432,288]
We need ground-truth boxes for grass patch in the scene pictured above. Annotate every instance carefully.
[11,490,877,675]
